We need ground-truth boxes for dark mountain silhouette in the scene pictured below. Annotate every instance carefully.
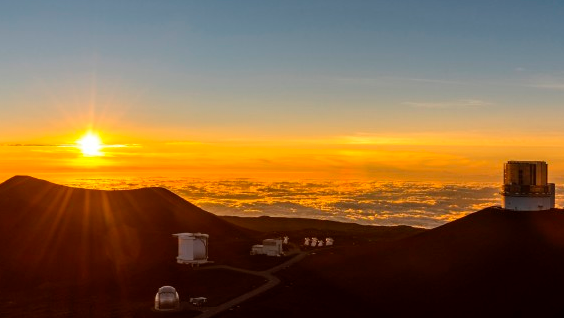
[0,175,256,287]
[219,208,564,318]
[221,215,422,235]
[220,215,424,243]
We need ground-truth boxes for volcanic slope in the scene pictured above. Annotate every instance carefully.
[221,215,423,242]
[0,175,256,287]
[218,208,564,318]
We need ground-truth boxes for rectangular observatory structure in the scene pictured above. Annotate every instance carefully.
[173,233,209,265]
[501,161,555,211]
[250,238,283,257]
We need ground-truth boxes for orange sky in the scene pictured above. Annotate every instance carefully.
[3,130,564,183]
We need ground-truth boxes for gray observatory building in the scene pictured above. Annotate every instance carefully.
[501,161,555,211]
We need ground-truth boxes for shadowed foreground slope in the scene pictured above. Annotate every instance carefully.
[0,176,256,287]
[219,208,564,318]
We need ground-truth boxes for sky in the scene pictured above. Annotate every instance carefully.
[2,0,564,181]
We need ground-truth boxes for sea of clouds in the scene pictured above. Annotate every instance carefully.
[51,177,563,228]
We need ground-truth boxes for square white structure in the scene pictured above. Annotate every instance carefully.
[173,233,209,265]
[250,238,283,256]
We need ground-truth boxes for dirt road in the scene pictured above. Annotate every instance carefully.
[193,252,309,318]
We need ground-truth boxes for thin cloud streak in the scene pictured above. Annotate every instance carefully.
[529,83,564,90]
[2,143,63,147]
[402,99,494,109]
[522,73,564,91]
[1,143,138,148]
[330,76,467,86]
[387,76,467,85]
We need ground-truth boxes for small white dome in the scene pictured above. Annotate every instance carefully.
[155,286,180,311]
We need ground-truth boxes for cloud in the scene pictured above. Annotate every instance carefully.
[1,143,137,148]
[391,77,466,85]
[165,141,205,146]
[402,99,494,109]
[529,82,564,90]
[526,74,564,90]
[2,143,64,147]
[330,76,466,86]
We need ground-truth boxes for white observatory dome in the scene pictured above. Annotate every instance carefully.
[154,286,180,311]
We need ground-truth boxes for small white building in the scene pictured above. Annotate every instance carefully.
[310,237,318,247]
[325,238,334,246]
[173,233,209,265]
[250,238,283,256]
[304,238,310,246]
[501,161,555,211]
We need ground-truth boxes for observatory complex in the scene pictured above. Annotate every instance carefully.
[501,161,555,211]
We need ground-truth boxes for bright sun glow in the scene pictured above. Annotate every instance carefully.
[77,132,103,156]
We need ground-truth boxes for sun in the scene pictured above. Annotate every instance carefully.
[77,132,103,156]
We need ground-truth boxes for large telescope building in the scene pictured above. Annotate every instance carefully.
[501,161,555,211]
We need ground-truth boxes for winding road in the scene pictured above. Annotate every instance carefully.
[193,251,310,318]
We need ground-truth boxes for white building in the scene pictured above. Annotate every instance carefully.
[250,238,284,256]
[310,237,318,247]
[173,233,209,265]
[501,161,555,211]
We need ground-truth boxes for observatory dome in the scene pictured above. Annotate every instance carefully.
[501,161,555,211]
[154,286,180,311]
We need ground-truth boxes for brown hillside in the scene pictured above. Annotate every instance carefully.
[0,176,257,287]
[219,208,564,318]
[220,215,424,243]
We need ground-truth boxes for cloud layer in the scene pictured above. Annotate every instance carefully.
[50,177,531,228]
